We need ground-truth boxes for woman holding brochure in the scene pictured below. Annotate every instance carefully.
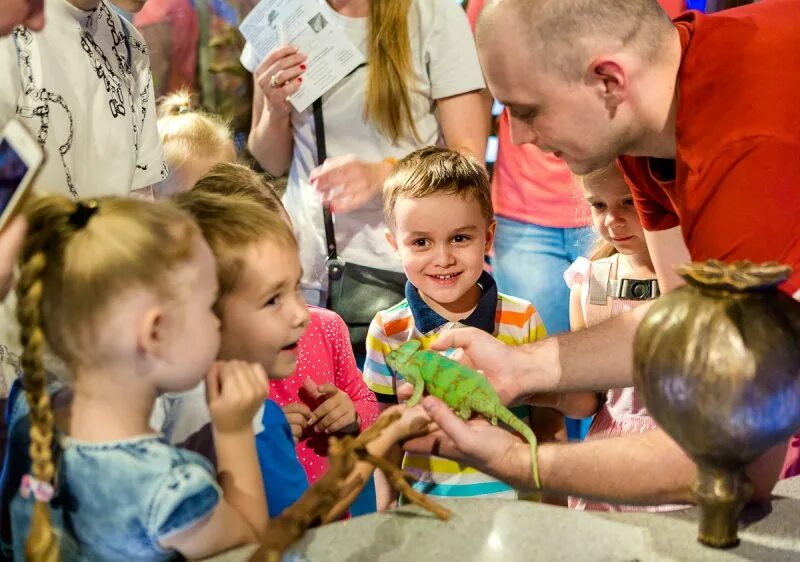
[242,0,489,314]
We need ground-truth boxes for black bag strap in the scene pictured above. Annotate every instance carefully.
[313,62,368,264]
[313,98,339,264]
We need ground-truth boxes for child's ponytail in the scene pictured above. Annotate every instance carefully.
[157,89,194,119]
[10,194,203,560]
[16,197,76,562]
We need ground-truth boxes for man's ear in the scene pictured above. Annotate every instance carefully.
[587,57,627,114]
[137,305,164,359]
[385,228,400,255]
[484,220,497,254]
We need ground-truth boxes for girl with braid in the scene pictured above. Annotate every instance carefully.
[0,196,268,560]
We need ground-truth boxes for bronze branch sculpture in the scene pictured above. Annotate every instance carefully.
[248,413,451,562]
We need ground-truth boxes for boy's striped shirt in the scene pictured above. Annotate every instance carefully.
[363,272,547,499]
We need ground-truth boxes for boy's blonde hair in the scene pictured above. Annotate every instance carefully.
[174,185,296,307]
[16,195,200,560]
[157,90,236,175]
[383,147,493,230]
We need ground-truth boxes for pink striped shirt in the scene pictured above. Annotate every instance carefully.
[564,255,687,513]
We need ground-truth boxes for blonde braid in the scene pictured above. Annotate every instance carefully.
[15,202,72,562]
[8,194,202,561]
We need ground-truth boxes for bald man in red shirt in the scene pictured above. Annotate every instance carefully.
[406,0,799,506]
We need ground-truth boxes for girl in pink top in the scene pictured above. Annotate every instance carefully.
[556,162,685,512]
[269,305,380,483]
[208,167,382,485]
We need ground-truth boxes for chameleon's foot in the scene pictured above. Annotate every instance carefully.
[457,406,471,420]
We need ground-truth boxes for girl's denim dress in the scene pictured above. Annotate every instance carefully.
[0,381,221,561]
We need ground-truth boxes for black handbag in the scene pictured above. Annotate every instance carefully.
[312,97,406,356]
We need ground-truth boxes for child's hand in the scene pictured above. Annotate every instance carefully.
[282,403,312,443]
[380,404,435,444]
[307,382,359,434]
[206,361,269,434]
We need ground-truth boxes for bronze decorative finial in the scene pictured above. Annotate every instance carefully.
[635,260,800,548]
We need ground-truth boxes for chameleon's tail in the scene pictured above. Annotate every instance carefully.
[498,409,541,490]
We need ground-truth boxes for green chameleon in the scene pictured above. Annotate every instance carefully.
[386,340,541,489]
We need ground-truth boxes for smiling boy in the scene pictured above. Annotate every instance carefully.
[363,147,562,504]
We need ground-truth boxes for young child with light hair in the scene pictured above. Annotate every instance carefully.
[544,161,684,512]
[0,195,268,560]
[154,91,237,199]
[364,146,563,507]
[154,163,424,518]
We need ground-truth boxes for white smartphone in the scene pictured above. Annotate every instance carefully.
[0,118,44,231]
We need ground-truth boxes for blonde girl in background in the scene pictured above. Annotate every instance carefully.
[154,91,238,199]
[0,196,268,560]
[537,162,685,512]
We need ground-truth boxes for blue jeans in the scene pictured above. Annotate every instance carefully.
[492,216,595,440]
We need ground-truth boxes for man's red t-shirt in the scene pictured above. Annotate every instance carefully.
[619,1,800,298]
[619,0,800,480]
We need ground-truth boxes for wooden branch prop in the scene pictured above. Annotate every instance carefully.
[248,413,451,562]
[248,440,354,562]
[356,451,452,522]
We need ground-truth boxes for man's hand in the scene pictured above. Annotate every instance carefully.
[403,396,534,491]
[378,404,436,444]
[429,328,524,405]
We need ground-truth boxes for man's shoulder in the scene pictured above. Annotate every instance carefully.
[677,1,800,151]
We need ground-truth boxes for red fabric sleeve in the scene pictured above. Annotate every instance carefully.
[683,136,800,296]
[657,0,686,19]
[617,156,680,231]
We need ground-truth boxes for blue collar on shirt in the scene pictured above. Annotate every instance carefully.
[405,270,497,335]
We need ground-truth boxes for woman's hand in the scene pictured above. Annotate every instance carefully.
[310,155,394,213]
[253,45,308,119]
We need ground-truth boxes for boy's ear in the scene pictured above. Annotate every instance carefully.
[385,228,399,255]
[137,305,164,359]
[484,220,497,254]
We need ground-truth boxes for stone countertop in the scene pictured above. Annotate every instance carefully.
[205,476,800,562]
